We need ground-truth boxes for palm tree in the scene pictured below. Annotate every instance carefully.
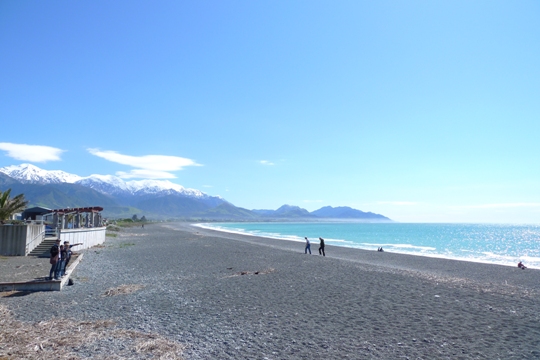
[0,189,28,222]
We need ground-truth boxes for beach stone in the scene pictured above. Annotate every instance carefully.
[2,223,540,360]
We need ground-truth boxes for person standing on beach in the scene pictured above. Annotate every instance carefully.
[49,239,61,280]
[318,237,325,256]
[304,237,311,254]
[63,241,82,274]
[58,245,66,277]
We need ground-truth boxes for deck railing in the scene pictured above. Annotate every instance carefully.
[45,227,58,238]
[25,228,46,255]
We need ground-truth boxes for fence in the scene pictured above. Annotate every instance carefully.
[59,226,107,250]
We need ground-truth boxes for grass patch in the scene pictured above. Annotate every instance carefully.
[118,242,135,248]
[0,304,185,359]
[107,225,121,232]
[115,220,144,228]
[106,233,118,238]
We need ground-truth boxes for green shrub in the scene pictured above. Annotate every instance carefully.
[107,225,121,232]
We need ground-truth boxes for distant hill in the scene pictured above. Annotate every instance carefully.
[5,182,119,209]
[252,205,391,221]
[0,172,19,187]
[251,209,276,216]
[254,205,315,218]
[311,206,390,221]
[133,194,216,217]
[194,203,260,220]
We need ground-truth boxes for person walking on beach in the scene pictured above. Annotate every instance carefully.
[304,237,311,254]
[318,237,325,256]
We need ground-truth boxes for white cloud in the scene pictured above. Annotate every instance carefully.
[88,148,201,179]
[259,160,275,166]
[454,203,540,209]
[0,142,64,162]
[378,201,419,206]
[88,149,199,170]
[116,169,178,179]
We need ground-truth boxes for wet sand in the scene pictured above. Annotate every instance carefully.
[2,223,539,359]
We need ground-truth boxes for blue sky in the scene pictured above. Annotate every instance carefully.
[1,1,539,223]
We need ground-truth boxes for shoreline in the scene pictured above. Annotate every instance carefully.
[193,221,540,270]
[177,222,540,294]
[2,222,540,359]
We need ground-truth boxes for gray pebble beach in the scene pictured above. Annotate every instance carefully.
[2,223,540,359]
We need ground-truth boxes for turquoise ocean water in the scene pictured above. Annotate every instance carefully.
[195,222,540,269]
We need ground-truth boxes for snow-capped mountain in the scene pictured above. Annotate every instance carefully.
[127,179,206,197]
[77,175,210,198]
[0,163,391,221]
[0,164,213,198]
[0,163,82,184]
[75,174,132,196]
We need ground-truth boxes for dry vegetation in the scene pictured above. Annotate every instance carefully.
[223,268,276,278]
[103,284,145,297]
[0,303,185,359]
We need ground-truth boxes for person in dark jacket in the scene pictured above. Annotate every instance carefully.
[59,245,67,277]
[318,237,325,256]
[63,241,82,274]
[49,239,61,280]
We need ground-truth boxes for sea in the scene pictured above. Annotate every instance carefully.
[194,222,540,269]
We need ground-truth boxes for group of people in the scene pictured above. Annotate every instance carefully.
[304,237,325,256]
[49,239,82,280]
[304,237,389,257]
[305,237,529,271]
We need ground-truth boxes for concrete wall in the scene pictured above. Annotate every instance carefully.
[0,224,44,256]
[0,253,84,292]
[59,226,106,250]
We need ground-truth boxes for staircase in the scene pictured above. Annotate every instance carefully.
[28,237,58,258]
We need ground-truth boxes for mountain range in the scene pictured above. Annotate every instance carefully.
[0,164,391,221]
